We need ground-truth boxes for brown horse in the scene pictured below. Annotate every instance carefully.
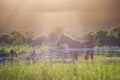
[9,49,19,58]
[27,49,37,63]
[57,34,94,62]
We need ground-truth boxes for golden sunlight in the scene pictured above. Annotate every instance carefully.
[0,0,120,34]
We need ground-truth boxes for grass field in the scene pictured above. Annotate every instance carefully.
[0,45,120,80]
[0,61,120,80]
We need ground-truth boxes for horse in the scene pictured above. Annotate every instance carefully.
[9,49,19,61]
[57,34,94,62]
[9,49,19,57]
[27,49,37,63]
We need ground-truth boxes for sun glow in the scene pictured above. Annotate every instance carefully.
[0,0,120,34]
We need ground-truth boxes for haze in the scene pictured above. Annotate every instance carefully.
[0,0,120,34]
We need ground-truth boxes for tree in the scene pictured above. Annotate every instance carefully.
[10,29,36,45]
[0,33,12,44]
[94,29,108,46]
[107,25,120,46]
[32,35,48,46]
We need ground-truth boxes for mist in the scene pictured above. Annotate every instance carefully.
[0,0,120,34]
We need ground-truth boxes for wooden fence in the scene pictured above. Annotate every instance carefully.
[49,47,120,66]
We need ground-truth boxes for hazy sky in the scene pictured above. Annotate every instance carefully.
[0,0,120,34]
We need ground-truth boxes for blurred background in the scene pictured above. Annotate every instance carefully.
[0,0,120,34]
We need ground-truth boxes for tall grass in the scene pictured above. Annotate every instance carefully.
[0,62,120,80]
[0,45,120,80]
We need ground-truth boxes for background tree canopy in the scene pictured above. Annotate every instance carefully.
[0,25,120,47]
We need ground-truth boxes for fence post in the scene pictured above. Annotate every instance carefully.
[49,48,53,67]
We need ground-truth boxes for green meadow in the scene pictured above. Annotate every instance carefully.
[0,59,120,80]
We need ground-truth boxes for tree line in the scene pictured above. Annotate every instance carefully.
[0,25,120,47]
[80,25,120,47]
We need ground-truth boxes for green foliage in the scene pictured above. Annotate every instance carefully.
[32,35,49,46]
[77,25,120,47]
[0,33,12,44]
[0,47,9,53]
[12,37,25,45]
[0,62,120,80]
[0,25,120,47]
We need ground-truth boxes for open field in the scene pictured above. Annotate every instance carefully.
[0,45,120,80]
[0,59,120,80]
